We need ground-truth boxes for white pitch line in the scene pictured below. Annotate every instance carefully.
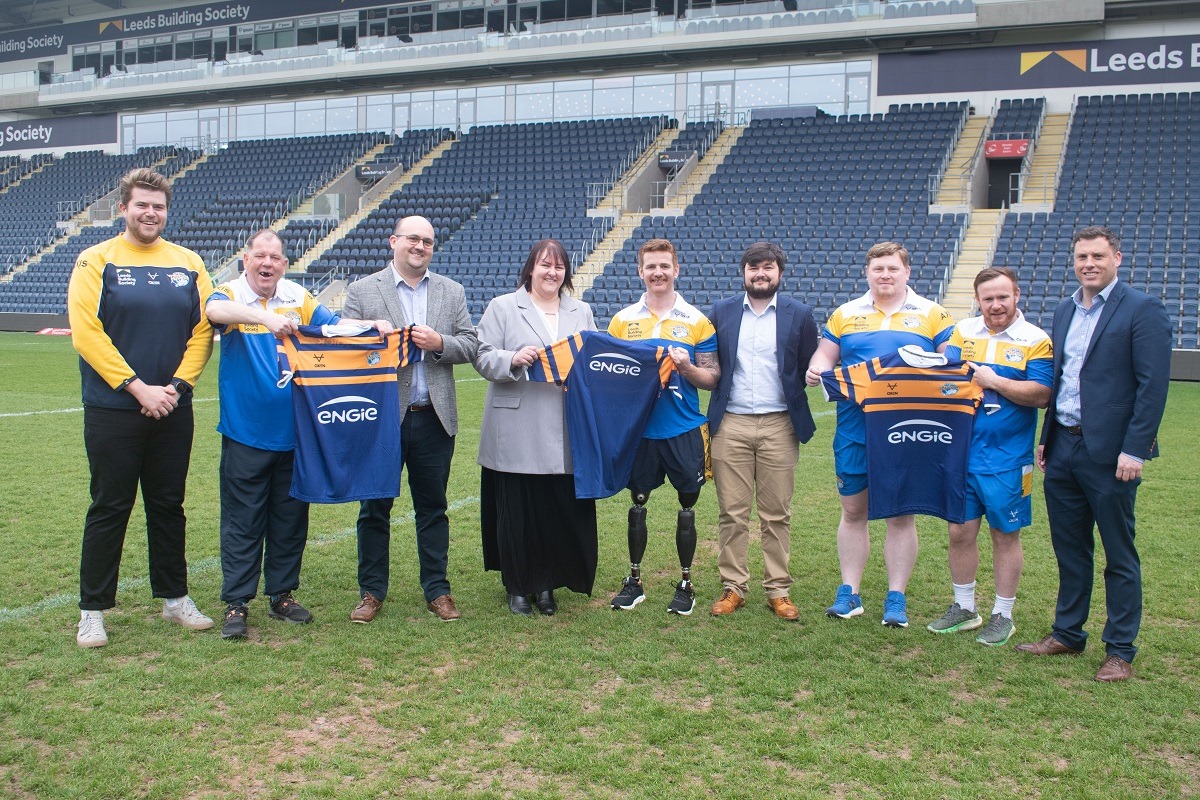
[0,397,218,419]
[0,495,481,623]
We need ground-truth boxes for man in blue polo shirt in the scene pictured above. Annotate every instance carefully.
[206,229,390,640]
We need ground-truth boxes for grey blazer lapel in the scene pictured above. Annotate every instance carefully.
[560,295,585,338]
[517,289,553,346]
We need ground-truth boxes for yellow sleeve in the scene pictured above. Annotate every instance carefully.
[174,261,215,386]
[67,250,136,389]
[607,314,624,339]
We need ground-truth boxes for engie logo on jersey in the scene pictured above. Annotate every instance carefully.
[316,395,379,424]
[887,419,953,444]
[589,352,642,376]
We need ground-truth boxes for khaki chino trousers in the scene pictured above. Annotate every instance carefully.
[711,411,799,599]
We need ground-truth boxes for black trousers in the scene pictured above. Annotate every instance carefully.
[79,405,194,610]
[356,408,455,602]
[219,437,309,606]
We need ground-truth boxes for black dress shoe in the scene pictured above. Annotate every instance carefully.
[535,590,557,616]
[508,593,533,615]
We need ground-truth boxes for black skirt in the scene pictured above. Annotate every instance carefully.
[480,467,598,596]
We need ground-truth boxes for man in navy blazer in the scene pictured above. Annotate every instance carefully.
[706,242,819,620]
[1016,226,1171,682]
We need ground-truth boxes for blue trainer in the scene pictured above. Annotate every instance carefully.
[825,584,864,619]
[882,591,909,628]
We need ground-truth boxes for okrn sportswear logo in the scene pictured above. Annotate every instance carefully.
[887,419,953,444]
[316,395,379,424]
[589,352,642,377]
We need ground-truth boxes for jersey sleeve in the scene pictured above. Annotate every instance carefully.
[67,250,136,389]
[305,298,338,327]
[821,306,845,346]
[819,364,859,404]
[174,263,214,386]
[692,316,717,353]
[606,314,625,339]
[526,333,583,385]
[1026,337,1054,387]
[942,324,965,361]
[930,304,956,349]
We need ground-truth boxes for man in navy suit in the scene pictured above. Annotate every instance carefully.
[1016,226,1171,682]
[706,242,819,620]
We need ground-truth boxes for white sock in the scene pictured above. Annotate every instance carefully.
[81,610,102,620]
[992,595,1015,619]
[953,581,976,612]
[165,596,184,608]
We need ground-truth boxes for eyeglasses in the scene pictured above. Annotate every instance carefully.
[398,234,435,249]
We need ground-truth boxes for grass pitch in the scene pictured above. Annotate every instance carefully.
[1,331,1198,799]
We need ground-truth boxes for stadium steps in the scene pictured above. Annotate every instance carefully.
[573,213,648,294]
[291,138,456,274]
[935,116,987,206]
[283,139,394,223]
[941,208,1005,319]
[0,157,54,196]
[592,127,680,214]
[1016,113,1068,207]
[661,125,745,211]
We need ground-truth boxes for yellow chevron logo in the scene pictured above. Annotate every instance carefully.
[1020,49,1088,75]
[98,19,124,34]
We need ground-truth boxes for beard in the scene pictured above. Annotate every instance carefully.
[745,280,777,300]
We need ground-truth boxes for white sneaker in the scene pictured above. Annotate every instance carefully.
[162,596,215,630]
[77,610,108,648]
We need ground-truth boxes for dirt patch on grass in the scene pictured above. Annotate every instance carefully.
[1157,745,1200,795]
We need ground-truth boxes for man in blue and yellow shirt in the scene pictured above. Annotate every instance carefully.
[68,168,214,648]
[607,239,720,616]
[927,267,1052,646]
[206,229,389,639]
[805,241,955,628]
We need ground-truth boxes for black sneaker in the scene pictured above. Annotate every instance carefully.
[221,604,248,640]
[667,580,695,616]
[268,593,313,624]
[610,577,645,610]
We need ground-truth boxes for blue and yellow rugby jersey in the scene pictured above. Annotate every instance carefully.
[821,346,987,523]
[527,331,673,499]
[822,288,955,446]
[209,275,337,451]
[607,292,717,439]
[945,311,1053,475]
[277,324,420,504]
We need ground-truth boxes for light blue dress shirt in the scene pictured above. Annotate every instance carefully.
[394,269,430,406]
[727,293,787,415]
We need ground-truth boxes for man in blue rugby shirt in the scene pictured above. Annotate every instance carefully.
[206,229,391,640]
[925,267,1052,646]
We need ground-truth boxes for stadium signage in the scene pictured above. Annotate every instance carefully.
[984,139,1029,159]
[0,114,116,153]
[356,164,398,181]
[879,34,1200,94]
[120,5,252,33]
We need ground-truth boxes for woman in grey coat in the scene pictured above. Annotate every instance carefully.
[473,239,599,616]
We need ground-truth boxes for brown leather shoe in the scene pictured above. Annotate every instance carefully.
[767,596,800,622]
[1095,655,1133,682]
[427,594,462,621]
[710,588,746,616]
[1015,633,1082,655]
[350,592,382,624]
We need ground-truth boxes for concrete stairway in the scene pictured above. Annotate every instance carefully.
[1015,113,1068,207]
[935,116,987,206]
[941,208,1005,319]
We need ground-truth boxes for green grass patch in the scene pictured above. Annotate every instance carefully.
[1,331,1198,798]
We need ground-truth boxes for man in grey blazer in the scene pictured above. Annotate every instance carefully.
[341,215,479,622]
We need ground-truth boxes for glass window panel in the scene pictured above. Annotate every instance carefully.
[366,102,392,131]
[298,27,319,46]
[593,85,632,117]
[137,118,167,147]
[412,100,434,127]
[175,41,194,59]
[736,65,788,80]
[296,105,325,134]
[274,29,296,48]
[566,0,592,17]
[193,39,211,59]
[597,0,621,13]
[265,109,295,136]
[166,113,196,145]
[462,9,484,28]
[434,99,457,127]
[625,0,651,12]
[540,0,566,22]
[736,76,787,110]
[318,24,339,41]
[789,74,843,109]
[634,81,674,115]
[476,94,505,124]
[515,87,552,122]
[239,110,266,140]
[436,10,461,29]
[554,90,591,120]
[847,74,868,103]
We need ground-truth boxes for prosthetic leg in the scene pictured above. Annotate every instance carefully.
[667,493,699,615]
[611,493,649,610]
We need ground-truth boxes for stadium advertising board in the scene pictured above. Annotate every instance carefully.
[0,0,385,64]
[879,34,1200,94]
[0,114,117,152]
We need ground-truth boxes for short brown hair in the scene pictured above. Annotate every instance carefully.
[638,238,677,268]
[865,241,910,269]
[517,239,574,295]
[741,241,786,272]
[119,168,172,208]
[973,266,1019,294]
[1072,225,1121,252]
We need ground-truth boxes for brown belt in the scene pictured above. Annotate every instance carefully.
[407,404,433,412]
[1063,424,1082,436]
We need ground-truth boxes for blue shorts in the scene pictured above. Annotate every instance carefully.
[964,465,1033,534]
[833,437,867,497]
